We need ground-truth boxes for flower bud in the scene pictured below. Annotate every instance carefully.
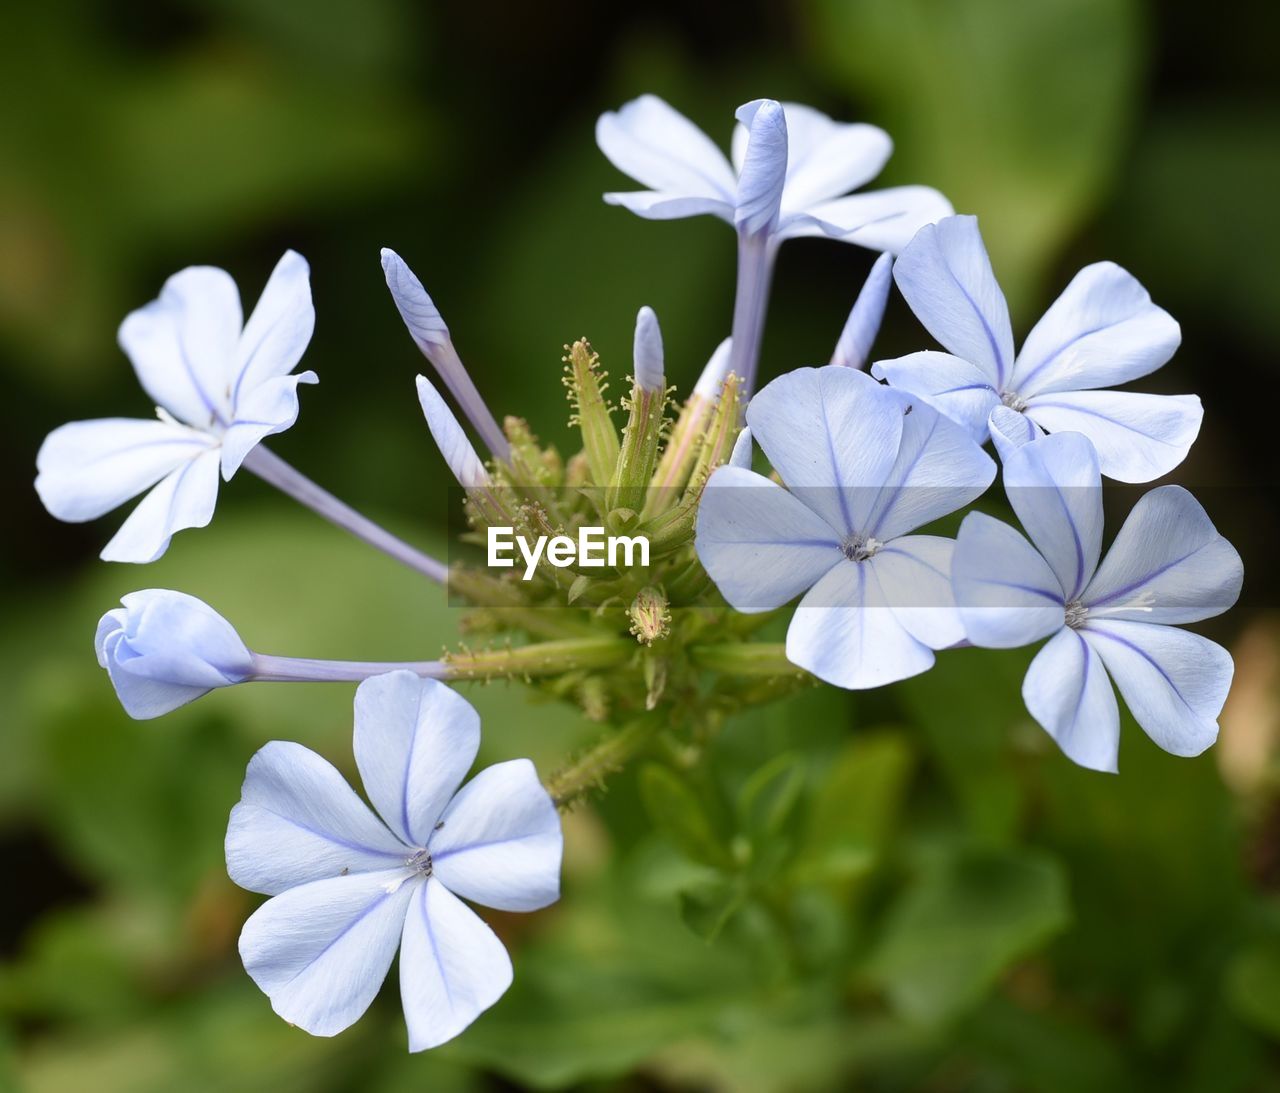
[563,338,620,485]
[607,308,668,513]
[95,590,253,719]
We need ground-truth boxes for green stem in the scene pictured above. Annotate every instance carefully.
[689,642,805,678]
[445,637,633,681]
[545,715,664,810]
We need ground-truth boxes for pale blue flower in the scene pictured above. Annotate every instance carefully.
[36,253,318,562]
[226,670,562,1051]
[873,215,1199,482]
[96,590,254,719]
[953,432,1242,772]
[696,366,995,689]
[597,95,951,252]
[96,590,451,719]
[597,96,952,396]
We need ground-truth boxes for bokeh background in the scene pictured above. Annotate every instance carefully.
[3,1,1280,1089]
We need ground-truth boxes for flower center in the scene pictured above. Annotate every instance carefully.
[1001,389,1028,413]
[1064,600,1089,629]
[405,848,433,877]
[841,535,882,562]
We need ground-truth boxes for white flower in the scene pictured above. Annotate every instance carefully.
[226,671,563,1051]
[36,252,317,562]
[596,95,952,252]
[95,590,253,719]
[696,366,995,688]
[874,216,1199,482]
[953,433,1242,772]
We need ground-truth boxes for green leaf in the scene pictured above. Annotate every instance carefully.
[866,846,1071,1025]
[737,752,807,839]
[1227,941,1280,1040]
[800,730,913,885]
[680,879,749,943]
[638,763,732,870]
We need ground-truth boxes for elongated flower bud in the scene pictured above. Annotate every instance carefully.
[632,306,665,393]
[382,248,509,460]
[733,100,788,237]
[831,252,893,370]
[608,308,668,513]
[416,374,491,489]
[95,590,253,719]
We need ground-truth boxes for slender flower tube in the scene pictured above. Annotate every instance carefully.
[382,249,511,462]
[240,446,447,583]
[97,590,451,719]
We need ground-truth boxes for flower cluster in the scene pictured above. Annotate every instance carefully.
[36,94,1242,1051]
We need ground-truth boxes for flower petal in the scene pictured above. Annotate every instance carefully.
[987,404,1044,464]
[868,535,965,649]
[118,266,241,430]
[870,351,1001,445]
[1023,627,1120,773]
[231,250,316,406]
[596,95,737,201]
[1024,390,1203,483]
[786,559,936,689]
[226,740,408,896]
[733,99,788,235]
[1002,433,1103,600]
[221,370,319,479]
[861,387,996,542]
[99,447,222,563]
[416,375,491,489]
[1084,486,1243,625]
[695,464,842,612]
[1083,620,1232,758]
[632,306,665,393]
[953,512,1066,648]
[1011,262,1180,397]
[353,672,480,847]
[35,417,212,522]
[399,878,512,1052]
[727,426,753,469]
[239,869,415,1038]
[780,186,954,253]
[789,122,892,209]
[892,215,1014,387]
[431,759,562,912]
[745,365,903,538]
[831,253,893,370]
[601,191,734,222]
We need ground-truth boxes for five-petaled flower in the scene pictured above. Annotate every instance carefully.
[35,252,317,562]
[952,432,1242,772]
[873,215,1200,483]
[696,365,995,689]
[226,671,563,1051]
[596,95,951,253]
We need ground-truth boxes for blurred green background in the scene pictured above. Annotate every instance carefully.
[3,0,1280,1089]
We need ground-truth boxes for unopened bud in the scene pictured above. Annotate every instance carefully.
[563,338,620,485]
[629,586,671,646]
